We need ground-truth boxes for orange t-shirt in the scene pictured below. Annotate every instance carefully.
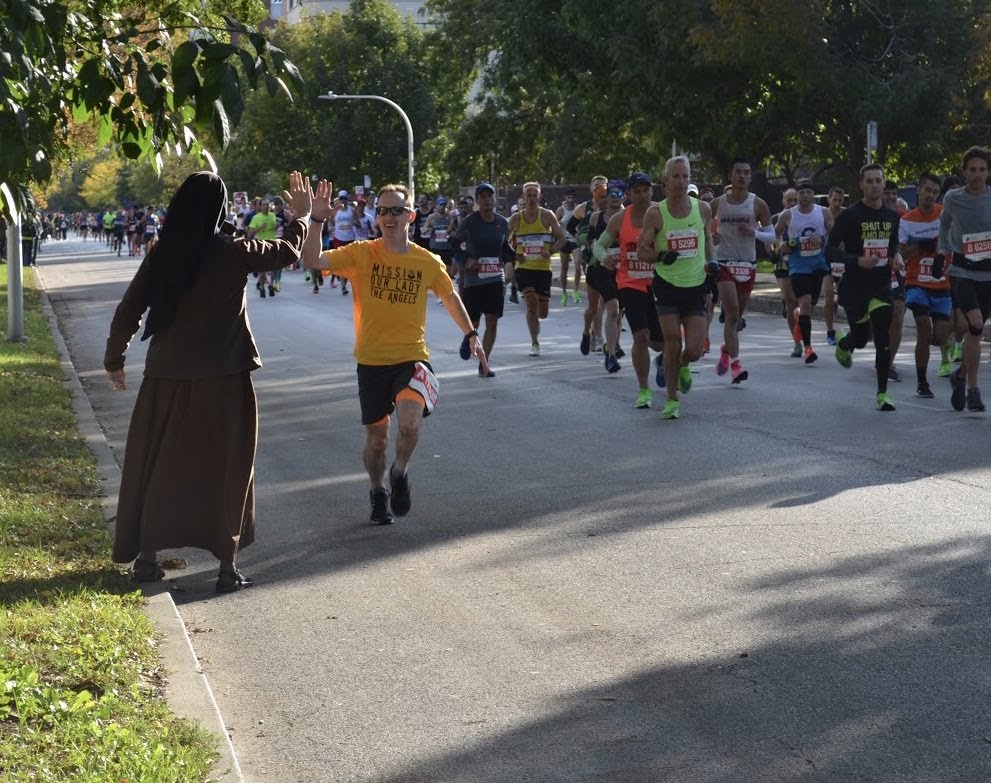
[899,205,947,290]
[322,239,454,365]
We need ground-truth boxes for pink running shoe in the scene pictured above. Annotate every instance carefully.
[716,344,730,376]
[731,359,749,384]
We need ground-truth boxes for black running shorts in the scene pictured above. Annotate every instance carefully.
[585,263,619,303]
[618,287,663,342]
[514,268,552,298]
[462,283,505,321]
[652,276,707,318]
[357,361,432,425]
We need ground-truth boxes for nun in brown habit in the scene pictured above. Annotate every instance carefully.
[104,170,312,592]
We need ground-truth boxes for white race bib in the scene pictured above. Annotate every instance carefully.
[521,240,545,259]
[627,258,654,279]
[728,262,755,283]
[667,229,699,259]
[863,238,889,267]
[962,231,991,262]
[830,262,846,278]
[799,235,823,257]
[477,256,502,279]
[408,363,439,413]
[434,229,448,243]
[917,256,936,283]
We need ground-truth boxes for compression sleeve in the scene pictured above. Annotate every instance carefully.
[755,225,777,244]
[592,230,615,262]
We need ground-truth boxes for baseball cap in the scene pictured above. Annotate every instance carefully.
[606,178,626,194]
[627,171,652,190]
[687,184,699,196]
[796,178,814,191]
[475,182,496,196]
[338,189,348,198]
[436,196,448,206]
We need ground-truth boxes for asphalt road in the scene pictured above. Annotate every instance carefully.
[37,237,991,782]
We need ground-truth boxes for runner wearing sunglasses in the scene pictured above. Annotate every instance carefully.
[302,180,487,525]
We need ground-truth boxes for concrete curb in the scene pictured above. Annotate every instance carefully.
[34,266,243,783]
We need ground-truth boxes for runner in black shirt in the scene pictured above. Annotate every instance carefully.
[826,163,904,411]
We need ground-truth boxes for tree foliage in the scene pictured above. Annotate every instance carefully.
[427,0,991,188]
[220,0,470,196]
[0,0,302,212]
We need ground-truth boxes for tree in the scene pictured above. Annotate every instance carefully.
[0,0,303,211]
[220,0,469,196]
[79,156,123,208]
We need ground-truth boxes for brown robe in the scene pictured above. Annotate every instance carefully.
[105,219,308,563]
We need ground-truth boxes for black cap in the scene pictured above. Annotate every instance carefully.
[627,171,652,190]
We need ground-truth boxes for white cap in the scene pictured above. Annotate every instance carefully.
[688,184,699,196]
[338,190,348,198]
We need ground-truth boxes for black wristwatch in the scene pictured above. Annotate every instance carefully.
[465,330,479,339]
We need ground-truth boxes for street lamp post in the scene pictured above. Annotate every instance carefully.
[318,92,415,200]
[0,182,25,342]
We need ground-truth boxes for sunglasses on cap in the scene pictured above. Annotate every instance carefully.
[375,205,410,216]
[607,190,624,198]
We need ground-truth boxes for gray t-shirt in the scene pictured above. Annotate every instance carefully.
[941,185,991,279]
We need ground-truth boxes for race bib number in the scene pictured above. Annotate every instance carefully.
[962,231,991,262]
[830,262,846,278]
[521,240,545,258]
[863,238,889,266]
[917,256,937,283]
[627,258,654,279]
[728,262,755,283]
[799,235,822,257]
[477,256,502,279]
[408,362,439,413]
[434,229,448,243]
[667,229,699,259]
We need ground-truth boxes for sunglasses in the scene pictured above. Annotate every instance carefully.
[607,190,624,197]
[375,206,410,216]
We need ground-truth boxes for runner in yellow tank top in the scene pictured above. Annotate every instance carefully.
[507,181,566,356]
[638,155,715,420]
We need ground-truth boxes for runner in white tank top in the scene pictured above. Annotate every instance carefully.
[710,158,774,383]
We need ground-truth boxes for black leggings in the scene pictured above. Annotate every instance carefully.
[842,304,893,392]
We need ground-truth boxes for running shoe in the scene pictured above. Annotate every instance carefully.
[260,287,266,298]
[654,353,664,388]
[591,335,604,353]
[791,342,803,358]
[605,354,621,374]
[529,343,540,357]
[369,488,394,524]
[875,391,896,411]
[343,287,349,295]
[738,317,747,332]
[660,398,680,420]
[938,361,952,378]
[803,346,818,364]
[952,343,963,363]
[730,360,748,384]
[478,362,495,378]
[389,464,412,516]
[509,289,519,304]
[561,292,569,306]
[888,366,901,382]
[678,363,692,393]
[459,334,472,361]
[716,344,730,376]
[330,279,337,288]
[615,345,626,359]
[950,368,965,411]
[834,332,852,368]
[967,388,986,412]
[573,291,581,304]
[580,333,591,356]
[916,382,934,399]
[634,388,652,409]
[826,331,837,346]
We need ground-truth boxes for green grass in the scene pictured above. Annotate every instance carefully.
[0,266,218,782]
